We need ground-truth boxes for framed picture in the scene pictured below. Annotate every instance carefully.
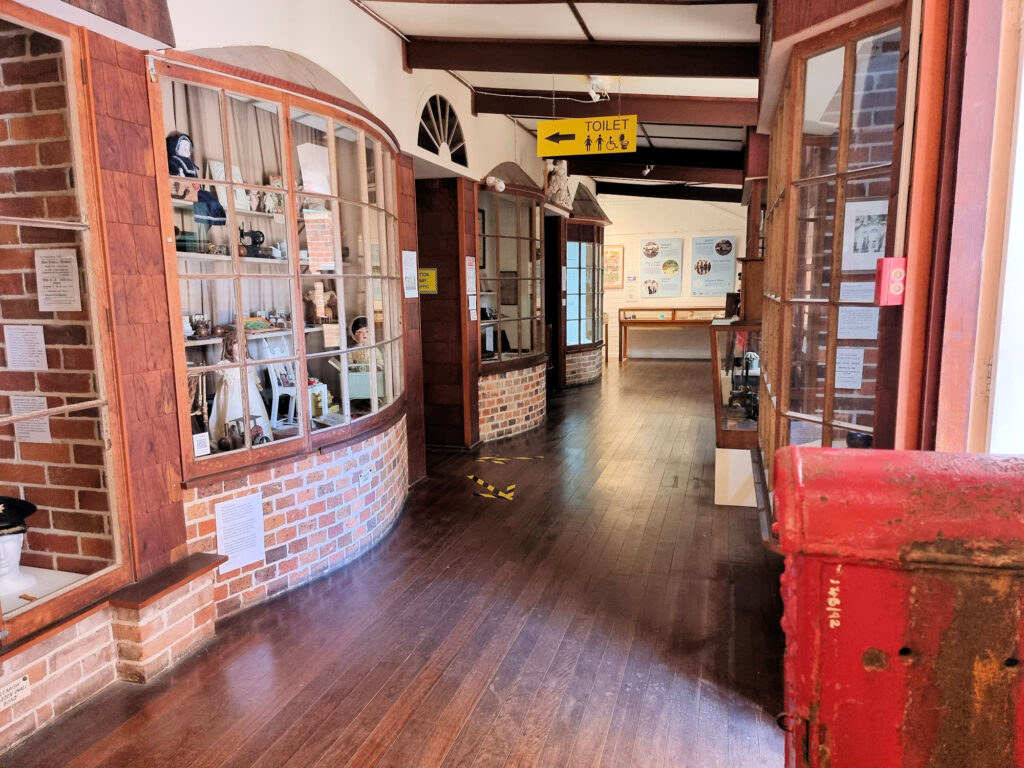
[499,271,518,306]
[603,244,624,289]
[841,199,888,272]
[478,208,486,269]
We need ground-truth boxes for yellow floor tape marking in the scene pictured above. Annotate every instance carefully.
[467,475,516,501]
[476,456,544,464]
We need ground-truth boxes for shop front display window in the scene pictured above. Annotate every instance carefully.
[158,70,403,473]
[477,189,543,362]
[566,235,603,348]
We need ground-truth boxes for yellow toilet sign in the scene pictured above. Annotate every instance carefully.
[536,115,638,157]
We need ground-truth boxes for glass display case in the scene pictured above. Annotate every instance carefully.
[710,319,762,449]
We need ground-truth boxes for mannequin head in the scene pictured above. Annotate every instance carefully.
[0,533,34,593]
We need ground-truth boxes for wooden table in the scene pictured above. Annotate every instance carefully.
[618,307,726,361]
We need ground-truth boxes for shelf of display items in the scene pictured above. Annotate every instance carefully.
[184,328,292,347]
[617,307,726,361]
[171,196,284,221]
[176,251,289,266]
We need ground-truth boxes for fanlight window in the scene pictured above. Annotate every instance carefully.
[417,95,467,166]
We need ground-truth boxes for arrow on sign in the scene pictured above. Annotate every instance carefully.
[544,131,576,144]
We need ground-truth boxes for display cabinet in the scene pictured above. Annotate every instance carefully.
[477,188,544,362]
[710,319,762,450]
[156,66,403,476]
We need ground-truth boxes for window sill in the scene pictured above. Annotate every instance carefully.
[479,352,547,376]
[566,341,605,354]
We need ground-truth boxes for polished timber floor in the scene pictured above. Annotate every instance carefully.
[7,360,785,768]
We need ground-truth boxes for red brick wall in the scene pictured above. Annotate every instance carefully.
[88,32,186,577]
[182,417,408,620]
[0,22,113,574]
[565,347,603,387]
[478,363,545,442]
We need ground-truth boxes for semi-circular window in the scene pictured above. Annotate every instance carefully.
[417,95,467,167]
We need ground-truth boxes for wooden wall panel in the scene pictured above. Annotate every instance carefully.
[416,178,469,447]
[772,0,886,42]
[63,0,174,45]
[397,154,426,483]
[87,32,185,577]
[458,177,479,447]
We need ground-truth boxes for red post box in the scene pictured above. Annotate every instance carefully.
[774,446,1024,768]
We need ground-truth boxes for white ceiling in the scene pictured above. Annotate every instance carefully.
[364,2,759,43]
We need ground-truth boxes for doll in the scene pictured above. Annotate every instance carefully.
[167,132,200,177]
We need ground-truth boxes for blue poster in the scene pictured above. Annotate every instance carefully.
[691,236,736,297]
[639,238,683,299]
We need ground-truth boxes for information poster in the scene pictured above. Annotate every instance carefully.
[214,493,265,574]
[3,325,47,370]
[842,199,888,271]
[691,236,737,297]
[11,395,50,444]
[835,347,866,389]
[639,238,683,299]
[603,245,624,289]
[402,250,418,298]
[35,249,81,312]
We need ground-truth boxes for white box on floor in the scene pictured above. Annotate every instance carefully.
[715,447,757,507]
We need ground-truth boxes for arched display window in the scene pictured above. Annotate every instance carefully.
[152,59,404,480]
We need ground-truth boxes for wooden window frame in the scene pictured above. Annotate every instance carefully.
[761,7,906,475]
[0,3,136,645]
[565,221,605,351]
[147,56,406,484]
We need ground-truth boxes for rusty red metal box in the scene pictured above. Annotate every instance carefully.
[774,446,1024,768]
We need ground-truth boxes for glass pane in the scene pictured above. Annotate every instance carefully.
[566,291,580,323]
[370,279,385,342]
[832,341,877,430]
[519,319,534,354]
[365,135,379,207]
[840,176,890,276]
[788,303,829,417]
[788,418,823,447]
[180,277,237,368]
[480,238,497,280]
[300,276,341,332]
[226,94,282,187]
[792,182,836,300]
[583,317,595,344]
[162,80,224,180]
[343,278,370,346]
[481,322,499,360]
[240,279,295,359]
[518,198,531,241]
[340,201,369,274]
[567,241,581,269]
[479,190,496,242]
[171,182,232,272]
[306,354,341,431]
[237,202,289,275]
[368,208,384,273]
[582,241,595,271]
[801,47,844,178]
[382,147,397,214]
[567,319,580,347]
[290,109,331,195]
[498,196,516,237]
[831,426,874,449]
[519,239,534,279]
[335,123,362,203]
[347,347,383,417]
[566,266,580,295]
[498,237,517,272]
[849,28,902,170]
[298,199,339,275]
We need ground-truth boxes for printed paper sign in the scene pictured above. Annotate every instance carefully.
[214,493,265,574]
[835,347,866,389]
[3,325,47,370]
[639,238,683,299]
[35,249,81,312]
[837,306,879,340]
[402,251,418,298]
[691,236,737,297]
[11,395,50,444]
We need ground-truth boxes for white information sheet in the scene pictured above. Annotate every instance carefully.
[296,143,330,195]
[402,250,418,298]
[835,347,866,389]
[469,295,477,311]
[192,432,211,457]
[837,306,879,340]
[466,256,477,295]
[35,249,81,312]
[11,395,50,444]
[839,281,877,302]
[214,492,265,574]
[3,325,47,370]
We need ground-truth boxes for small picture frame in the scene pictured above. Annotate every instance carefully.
[499,271,518,306]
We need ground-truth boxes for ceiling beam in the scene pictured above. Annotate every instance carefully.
[405,39,759,78]
[567,158,743,185]
[596,181,742,203]
[474,90,758,126]
[555,146,743,169]
[373,0,753,4]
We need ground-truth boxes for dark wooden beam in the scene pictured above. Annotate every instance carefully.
[557,146,743,169]
[475,90,758,126]
[595,181,742,203]
[62,0,175,45]
[405,39,760,78]
[567,158,743,185]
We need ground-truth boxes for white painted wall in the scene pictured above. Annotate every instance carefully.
[599,194,746,359]
[165,0,543,185]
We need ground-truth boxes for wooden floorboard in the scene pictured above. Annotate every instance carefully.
[4,360,784,768]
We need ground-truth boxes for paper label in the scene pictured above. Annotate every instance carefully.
[3,325,47,370]
[835,347,866,389]
[192,432,211,457]
[214,493,265,574]
[322,323,341,348]
[11,395,50,444]
[35,249,81,312]
[402,250,418,298]
[837,306,879,340]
